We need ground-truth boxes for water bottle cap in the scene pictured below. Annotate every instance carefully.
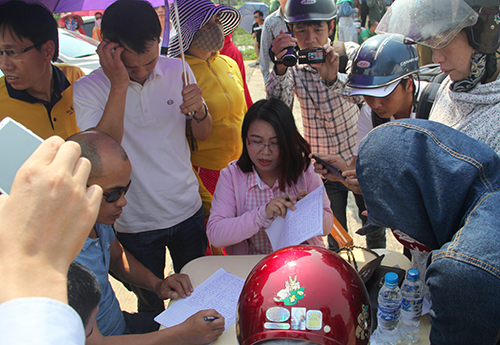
[385,272,399,287]
[407,268,420,281]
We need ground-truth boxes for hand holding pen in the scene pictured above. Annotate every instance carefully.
[265,190,307,220]
[180,310,225,344]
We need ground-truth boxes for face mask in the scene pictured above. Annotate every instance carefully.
[191,23,224,53]
[95,18,102,27]
[65,18,78,31]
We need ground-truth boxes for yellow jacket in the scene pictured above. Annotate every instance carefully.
[0,64,83,139]
[186,52,247,171]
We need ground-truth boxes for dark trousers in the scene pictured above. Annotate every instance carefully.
[324,180,386,249]
[360,1,369,27]
[122,311,159,334]
[115,206,207,313]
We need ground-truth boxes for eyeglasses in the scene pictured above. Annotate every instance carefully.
[102,180,131,203]
[247,139,279,152]
[0,44,37,60]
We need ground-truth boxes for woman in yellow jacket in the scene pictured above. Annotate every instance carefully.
[168,0,246,195]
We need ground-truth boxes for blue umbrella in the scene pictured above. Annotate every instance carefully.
[238,2,268,33]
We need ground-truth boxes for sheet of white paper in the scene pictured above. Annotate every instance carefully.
[154,268,245,332]
[265,185,324,251]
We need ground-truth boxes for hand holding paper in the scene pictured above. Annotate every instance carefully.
[265,185,325,251]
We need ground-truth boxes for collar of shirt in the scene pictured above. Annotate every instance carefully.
[247,167,279,191]
[5,64,70,106]
[131,58,165,86]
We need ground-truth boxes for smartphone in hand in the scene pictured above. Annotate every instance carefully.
[312,154,345,181]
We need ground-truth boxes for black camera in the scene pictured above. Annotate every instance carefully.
[281,46,326,67]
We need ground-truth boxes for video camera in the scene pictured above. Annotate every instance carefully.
[270,45,326,67]
[282,45,326,66]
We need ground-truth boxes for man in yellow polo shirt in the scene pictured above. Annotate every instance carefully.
[0,1,83,139]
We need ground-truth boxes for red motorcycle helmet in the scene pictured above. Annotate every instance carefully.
[237,245,371,345]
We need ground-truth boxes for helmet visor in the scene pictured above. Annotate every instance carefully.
[376,0,478,49]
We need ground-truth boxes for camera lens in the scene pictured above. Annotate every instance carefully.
[282,46,298,67]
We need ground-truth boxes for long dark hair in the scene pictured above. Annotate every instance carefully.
[237,98,311,191]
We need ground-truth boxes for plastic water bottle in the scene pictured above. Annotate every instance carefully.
[371,272,402,345]
[411,249,430,301]
[400,268,424,344]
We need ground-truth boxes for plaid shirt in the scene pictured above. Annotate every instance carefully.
[245,169,298,254]
[267,66,360,162]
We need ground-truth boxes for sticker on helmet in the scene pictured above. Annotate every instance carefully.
[300,0,317,4]
[306,310,322,330]
[266,307,290,322]
[264,322,291,330]
[355,304,371,341]
[273,275,305,306]
[357,60,371,68]
[291,307,306,330]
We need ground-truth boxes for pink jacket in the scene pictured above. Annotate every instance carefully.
[207,161,333,255]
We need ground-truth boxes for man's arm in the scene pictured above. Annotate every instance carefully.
[0,137,102,304]
[180,65,212,141]
[108,238,193,300]
[87,310,225,345]
[259,17,275,83]
[91,41,131,144]
[265,31,296,107]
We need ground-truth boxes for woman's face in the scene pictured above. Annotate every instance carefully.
[246,119,281,177]
[432,30,473,81]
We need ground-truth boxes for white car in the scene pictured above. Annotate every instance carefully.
[0,28,100,77]
[57,28,100,75]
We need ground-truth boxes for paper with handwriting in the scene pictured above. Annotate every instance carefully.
[154,268,245,332]
[265,185,324,250]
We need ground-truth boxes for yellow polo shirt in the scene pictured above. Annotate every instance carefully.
[0,64,84,139]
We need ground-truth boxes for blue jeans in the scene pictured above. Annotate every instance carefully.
[115,206,207,313]
[324,180,386,249]
[356,119,500,344]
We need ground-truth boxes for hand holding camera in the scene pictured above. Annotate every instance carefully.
[270,31,338,84]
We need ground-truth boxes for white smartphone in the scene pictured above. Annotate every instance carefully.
[0,117,43,195]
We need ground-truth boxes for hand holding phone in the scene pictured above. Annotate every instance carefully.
[312,154,345,181]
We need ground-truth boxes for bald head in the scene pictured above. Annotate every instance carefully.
[67,130,129,180]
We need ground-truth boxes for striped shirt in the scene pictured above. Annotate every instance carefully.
[245,169,298,254]
[267,65,360,162]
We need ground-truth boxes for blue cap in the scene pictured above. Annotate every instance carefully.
[385,272,399,288]
[406,268,420,282]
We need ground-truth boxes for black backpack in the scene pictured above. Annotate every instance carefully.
[415,64,447,120]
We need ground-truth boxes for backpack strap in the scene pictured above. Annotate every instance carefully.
[415,82,441,119]
[332,41,348,74]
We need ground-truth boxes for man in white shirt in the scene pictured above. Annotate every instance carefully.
[73,0,212,314]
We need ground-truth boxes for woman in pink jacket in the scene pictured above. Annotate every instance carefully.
[207,98,333,255]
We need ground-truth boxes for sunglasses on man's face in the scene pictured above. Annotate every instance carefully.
[102,180,131,203]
